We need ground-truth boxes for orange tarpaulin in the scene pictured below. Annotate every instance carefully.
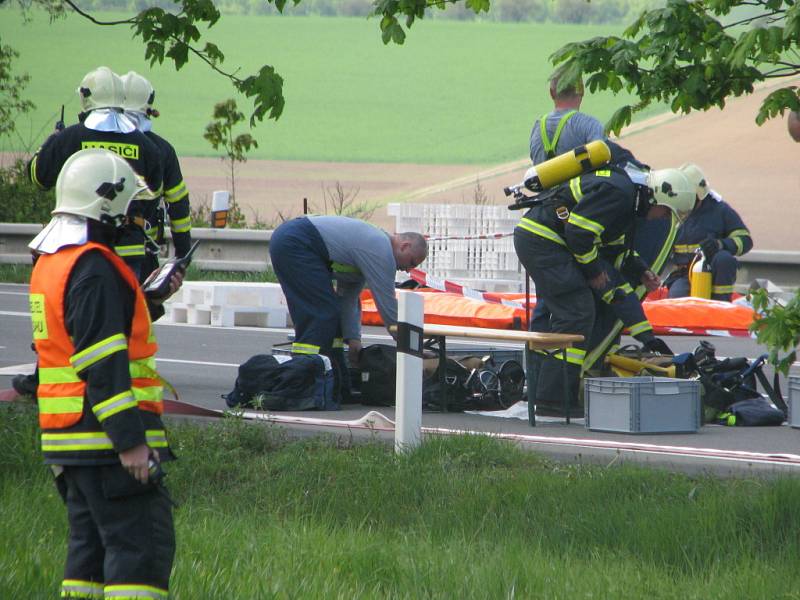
[361,290,757,336]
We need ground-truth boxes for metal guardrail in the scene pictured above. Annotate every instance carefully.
[1,223,799,288]
[0,224,272,272]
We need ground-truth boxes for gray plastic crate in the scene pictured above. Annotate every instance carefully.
[584,376,701,434]
[789,376,800,429]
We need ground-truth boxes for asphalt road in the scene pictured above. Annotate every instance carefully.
[2,282,799,476]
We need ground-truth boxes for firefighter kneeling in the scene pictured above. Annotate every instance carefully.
[27,149,177,599]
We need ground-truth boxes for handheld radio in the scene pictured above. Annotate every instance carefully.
[143,241,199,300]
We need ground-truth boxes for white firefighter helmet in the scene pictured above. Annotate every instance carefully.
[120,71,155,114]
[77,66,125,112]
[53,148,150,222]
[648,168,696,219]
[679,162,709,199]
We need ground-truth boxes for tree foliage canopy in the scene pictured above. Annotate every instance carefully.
[548,0,800,134]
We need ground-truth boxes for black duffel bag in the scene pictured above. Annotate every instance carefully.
[223,353,336,411]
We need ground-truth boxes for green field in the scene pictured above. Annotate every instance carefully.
[2,9,663,164]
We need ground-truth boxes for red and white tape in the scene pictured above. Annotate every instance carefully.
[424,232,513,242]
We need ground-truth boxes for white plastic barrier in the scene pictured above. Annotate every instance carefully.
[163,281,289,328]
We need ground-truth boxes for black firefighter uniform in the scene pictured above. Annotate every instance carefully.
[513,167,656,413]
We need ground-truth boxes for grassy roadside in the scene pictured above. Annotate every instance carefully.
[0,264,276,284]
[2,403,800,599]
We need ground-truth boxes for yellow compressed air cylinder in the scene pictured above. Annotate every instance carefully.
[689,254,712,299]
[528,140,612,191]
[605,354,676,378]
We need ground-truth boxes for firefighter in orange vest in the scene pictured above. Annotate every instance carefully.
[27,148,178,599]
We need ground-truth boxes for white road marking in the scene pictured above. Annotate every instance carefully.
[156,358,239,368]
[0,363,35,375]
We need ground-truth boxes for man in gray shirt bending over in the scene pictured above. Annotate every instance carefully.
[269,215,427,399]
[529,72,605,165]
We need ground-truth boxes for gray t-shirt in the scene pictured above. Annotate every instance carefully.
[529,109,605,165]
[308,215,398,340]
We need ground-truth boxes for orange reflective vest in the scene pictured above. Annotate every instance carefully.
[29,242,163,434]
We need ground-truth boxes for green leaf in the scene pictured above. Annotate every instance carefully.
[605,105,633,136]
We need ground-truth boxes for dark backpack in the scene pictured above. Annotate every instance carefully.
[223,354,336,411]
[359,344,398,407]
[674,341,787,423]
[358,344,525,412]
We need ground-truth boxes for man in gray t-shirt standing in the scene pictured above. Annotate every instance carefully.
[529,72,605,165]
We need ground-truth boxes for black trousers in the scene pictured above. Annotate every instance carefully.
[59,464,175,597]
[514,230,594,410]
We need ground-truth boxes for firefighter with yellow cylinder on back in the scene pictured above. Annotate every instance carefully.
[513,142,695,417]
[27,66,164,282]
[27,148,177,599]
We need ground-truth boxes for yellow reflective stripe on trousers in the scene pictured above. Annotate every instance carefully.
[170,216,191,233]
[93,390,137,422]
[42,429,168,452]
[165,180,188,203]
[61,579,104,599]
[567,212,604,237]
[712,284,734,294]
[70,333,127,373]
[516,218,567,246]
[103,583,169,599]
[40,365,81,384]
[38,395,83,414]
[332,338,345,349]
[550,347,586,366]
[628,320,653,337]
[115,244,146,258]
[292,342,320,354]
[573,245,598,265]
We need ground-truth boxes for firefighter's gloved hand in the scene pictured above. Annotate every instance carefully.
[700,237,722,261]
[642,337,673,356]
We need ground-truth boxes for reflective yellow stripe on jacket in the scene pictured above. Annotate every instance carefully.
[70,333,127,373]
[42,429,168,453]
[516,218,567,246]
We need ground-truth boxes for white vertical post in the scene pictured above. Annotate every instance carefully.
[395,290,424,453]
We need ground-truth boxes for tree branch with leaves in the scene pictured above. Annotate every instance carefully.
[547,0,800,134]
